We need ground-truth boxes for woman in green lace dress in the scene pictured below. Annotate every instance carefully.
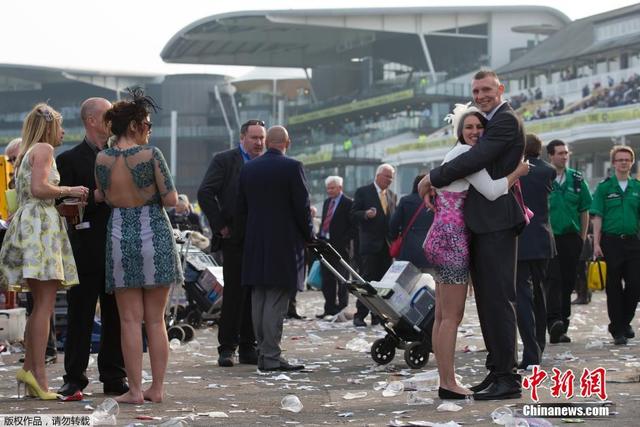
[0,103,89,399]
[95,89,182,404]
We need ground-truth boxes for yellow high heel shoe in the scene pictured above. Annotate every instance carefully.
[16,369,59,400]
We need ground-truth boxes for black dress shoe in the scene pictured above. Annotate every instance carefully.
[287,312,305,320]
[261,361,304,372]
[614,335,628,345]
[469,373,495,393]
[58,382,83,397]
[438,387,472,400]
[558,334,571,343]
[625,325,635,339]
[353,317,367,327]
[473,381,521,401]
[549,320,564,343]
[104,381,129,395]
[238,352,258,365]
[218,353,234,367]
[316,313,328,319]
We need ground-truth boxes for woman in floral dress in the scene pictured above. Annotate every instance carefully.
[0,103,88,399]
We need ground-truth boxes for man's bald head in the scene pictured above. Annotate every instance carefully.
[266,126,290,153]
[4,138,21,160]
[80,97,112,146]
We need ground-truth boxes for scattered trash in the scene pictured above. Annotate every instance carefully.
[281,395,303,413]
[490,406,529,425]
[462,345,478,353]
[199,411,228,418]
[437,402,463,412]
[156,418,188,427]
[374,381,388,390]
[585,340,604,349]
[406,392,434,405]
[383,381,405,397]
[345,337,370,352]
[343,391,368,400]
[554,351,577,362]
[169,339,184,352]
[186,340,201,352]
[275,374,292,381]
[91,398,119,425]
[403,370,440,391]
[338,412,354,417]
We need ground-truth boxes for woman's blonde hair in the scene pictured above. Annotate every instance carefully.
[16,103,63,169]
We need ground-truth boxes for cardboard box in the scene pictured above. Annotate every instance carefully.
[0,307,26,342]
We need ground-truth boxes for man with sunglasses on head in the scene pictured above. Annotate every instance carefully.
[198,119,265,367]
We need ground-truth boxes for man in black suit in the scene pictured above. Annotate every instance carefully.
[316,175,354,318]
[198,119,265,367]
[237,126,314,371]
[351,164,397,327]
[419,70,526,400]
[516,134,556,369]
[56,97,127,397]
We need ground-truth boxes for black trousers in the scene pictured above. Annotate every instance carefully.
[516,259,549,367]
[218,240,256,356]
[471,229,519,384]
[321,261,349,315]
[546,233,582,332]
[63,271,125,388]
[601,234,640,337]
[25,293,56,356]
[355,248,392,320]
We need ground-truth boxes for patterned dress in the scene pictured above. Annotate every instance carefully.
[0,145,79,290]
[95,145,183,293]
[423,191,470,284]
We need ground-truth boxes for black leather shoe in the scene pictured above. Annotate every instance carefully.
[469,373,495,393]
[473,381,521,401]
[238,352,258,365]
[218,353,234,367]
[315,313,329,319]
[58,382,83,397]
[261,361,304,372]
[45,354,57,365]
[625,325,635,339]
[353,317,367,327]
[614,335,628,345]
[438,387,472,400]
[549,320,564,343]
[287,312,305,320]
[104,381,129,395]
[371,315,382,326]
[558,334,571,343]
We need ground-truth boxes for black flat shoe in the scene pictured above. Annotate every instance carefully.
[469,373,495,393]
[473,381,521,401]
[58,382,82,397]
[238,352,258,365]
[218,354,234,367]
[625,325,635,339]
[438,387,472,400]
[103,380,129,395]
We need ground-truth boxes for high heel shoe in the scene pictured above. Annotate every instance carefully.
[16,369,59,400]
[438,387,473,400]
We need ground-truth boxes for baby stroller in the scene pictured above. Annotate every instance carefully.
[165,231,223,342]
[309,240,436,369]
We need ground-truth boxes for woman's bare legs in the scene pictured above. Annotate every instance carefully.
[434,282,471,395]
[24,279,59,391]
[142,287,170,403]
[114,288,144,404]
[431,284,443,366]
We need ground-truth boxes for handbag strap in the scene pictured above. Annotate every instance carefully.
[399,201,426,239]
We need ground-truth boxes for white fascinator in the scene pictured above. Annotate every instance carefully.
[443,102,481,137]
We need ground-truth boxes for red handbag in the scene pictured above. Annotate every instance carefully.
[389,201,426,258]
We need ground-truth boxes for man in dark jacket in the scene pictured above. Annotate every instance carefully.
[419,70,525,400]
[56,97,127,397]
[351,164,397,327]
[237,126,314,371]
[516,134,556,369]
[317,175,354,318]
[197,119,265,367]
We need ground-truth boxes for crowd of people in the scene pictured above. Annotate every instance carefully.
[0,70,638,407]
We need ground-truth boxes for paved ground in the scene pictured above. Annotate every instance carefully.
[0,290,638,426]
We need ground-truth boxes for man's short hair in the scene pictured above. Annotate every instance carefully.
[610,145,635,163]
[376,163,395,175]
[546,139,567,156]
[240,119,266,136]
[473,69,499,81]
[325,175,343,187]
[4,138,21,156]
[525,134,543,158]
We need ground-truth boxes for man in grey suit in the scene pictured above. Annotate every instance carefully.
[198,119,265,367]
[516,134,557,369]
[237,126,314,371]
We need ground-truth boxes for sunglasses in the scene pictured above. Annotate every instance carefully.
[143,121,153,130]
[242,119,265,128]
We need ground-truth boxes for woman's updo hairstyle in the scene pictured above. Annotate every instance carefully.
[104,87,159,137]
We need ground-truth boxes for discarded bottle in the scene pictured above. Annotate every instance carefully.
[169,338,183,352]
[490,406,514,425]
[406,391,434,405]
[91,398,119,425]
[345,337,370,352]
[281,394,303,413]
[382,381,404,397]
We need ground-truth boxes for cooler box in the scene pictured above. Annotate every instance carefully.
[196,266,224,308]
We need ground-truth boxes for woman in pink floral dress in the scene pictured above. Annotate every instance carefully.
[424,107,528,399]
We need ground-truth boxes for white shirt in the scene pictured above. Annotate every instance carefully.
[436,143,508,201]
[484,101,508,122]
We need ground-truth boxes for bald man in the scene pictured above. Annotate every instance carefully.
[237,126,314,371]
[56,97,127,397]
[4,138,20,189]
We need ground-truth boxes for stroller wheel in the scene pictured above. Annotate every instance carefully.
[371,338,396,365]
[186,310,203,329]
[167,325,185,342]
[181,324,196,342]
[404,342,429,369]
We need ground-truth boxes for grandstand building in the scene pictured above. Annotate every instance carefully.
[162,6,569,199]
